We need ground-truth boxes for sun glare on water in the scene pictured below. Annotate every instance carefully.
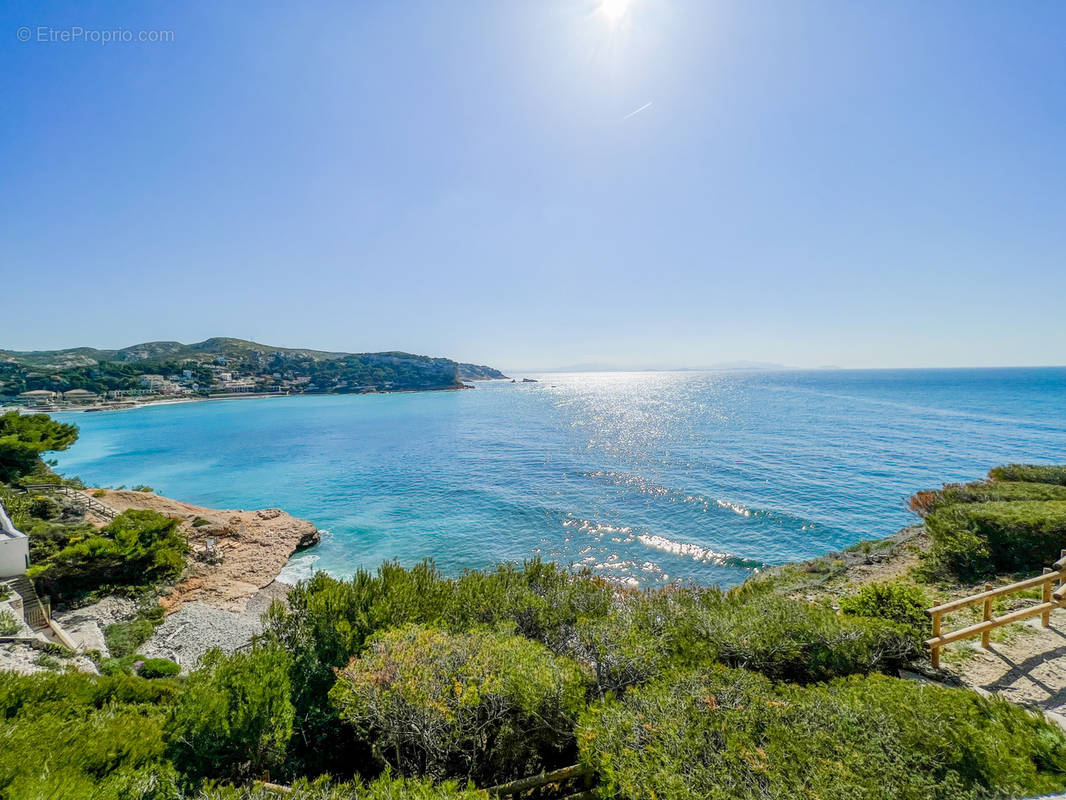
[600,0,633,23]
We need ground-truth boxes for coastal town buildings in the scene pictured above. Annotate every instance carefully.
[16,390,57,405]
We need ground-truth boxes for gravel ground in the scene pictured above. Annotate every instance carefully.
[55,596,139,629]
[951,608,1066,721]
[139,601,263,670]
[53,597,138,656]
[0,642,97,675]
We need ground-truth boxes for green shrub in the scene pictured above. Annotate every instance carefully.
[265,563,919,779]
[166,646,294,783]
[131,485,154,493]
[0,671,179,799]
[27,494,59,520]
[192,516,211,527]
[662,586,919,683]
[106,617,157,659]
[138,658,181,679]
[570,598,671,698]
[0,612,19,636]
[33,653,62,670]
[990,464,1066,486]
[910,481,1066,515]
[330,625,588,784]
[28,509,188,604]
[263,559,610,777]
[143,603,166,623]
[579,666,1066,800]
[840,581,931,641]
[926,501,1066,580]
[92,489,107,498]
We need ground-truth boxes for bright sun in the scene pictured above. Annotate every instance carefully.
[600,0,632,23]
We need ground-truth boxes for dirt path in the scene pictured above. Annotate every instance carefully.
[768,525,1066,725]
[946,608,1066,724]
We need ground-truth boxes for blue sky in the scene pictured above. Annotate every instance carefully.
[2,1,1064,370]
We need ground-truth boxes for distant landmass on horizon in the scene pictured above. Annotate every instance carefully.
[0,337,506,399]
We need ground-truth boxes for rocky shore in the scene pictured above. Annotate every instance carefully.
[0,491,323,674]
[83,489,319,613]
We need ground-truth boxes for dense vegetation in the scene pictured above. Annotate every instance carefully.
[2,559,1063,800]
[28,509,188,604]
[910,464,1066,580]
[0,411,78,482]
[580,666,1066,800]
[331,626,586,783]
[0,414,187,606]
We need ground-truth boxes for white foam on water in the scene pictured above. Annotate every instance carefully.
[277,528,330,585]
[638,533,735,565]
[277,553,320,585]
[715,499,752,516]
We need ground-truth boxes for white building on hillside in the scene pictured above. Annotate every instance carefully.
[0,502,29,578]
[17,390,57,405]
[62,389,98,403]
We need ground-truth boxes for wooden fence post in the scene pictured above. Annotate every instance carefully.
[931,612,941,669]
[981,583,993,648]
[1043,569,1053,627]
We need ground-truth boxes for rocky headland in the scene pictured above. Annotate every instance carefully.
[81,489,320,613]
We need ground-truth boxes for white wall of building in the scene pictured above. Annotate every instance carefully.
[0,504,29,578]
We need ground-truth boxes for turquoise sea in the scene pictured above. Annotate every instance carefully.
[52,368,1066,588]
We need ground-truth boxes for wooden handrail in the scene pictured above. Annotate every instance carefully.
[929,573,1057,615]
[21,484,118,520]
[926,553,1065,669]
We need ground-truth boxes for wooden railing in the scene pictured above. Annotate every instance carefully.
[926,552,1066,668]
[21,484,118,520]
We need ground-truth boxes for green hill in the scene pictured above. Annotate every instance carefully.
[0,338,505,396]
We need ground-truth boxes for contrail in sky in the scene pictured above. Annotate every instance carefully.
[622,101,653,120]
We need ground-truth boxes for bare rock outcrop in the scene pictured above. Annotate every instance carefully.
[82,489,320,613]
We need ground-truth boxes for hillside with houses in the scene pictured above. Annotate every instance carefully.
[0,338,506,408]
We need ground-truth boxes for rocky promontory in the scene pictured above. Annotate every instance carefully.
[81,489,320,613]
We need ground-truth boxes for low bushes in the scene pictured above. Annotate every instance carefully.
[167,646,294,783]
[29,509,188,604]
[926,501,1066,580]
[197,776,487,799]
[578,666,1066,800]
[105,617,156,659]
[138,657,181,679]
[0,671,179,800]
[265,561,921,778]
[330,626,588,784]
[910,480,1066,515]
[263,559,611,777]
[663,586,919,683]
[0,611,19,636]
[840,581,931,642]
[990,464,1066,486]
[101,604,168,674]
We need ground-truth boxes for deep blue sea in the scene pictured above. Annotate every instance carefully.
[51,368,1066,588]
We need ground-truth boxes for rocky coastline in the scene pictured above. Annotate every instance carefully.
[81,489,320,613]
